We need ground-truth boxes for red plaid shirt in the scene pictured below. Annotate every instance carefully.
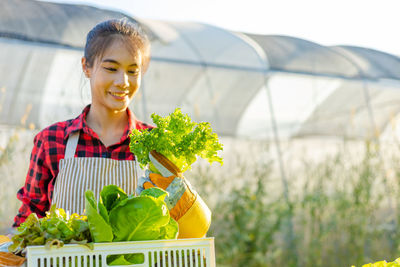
[13,105,152,227]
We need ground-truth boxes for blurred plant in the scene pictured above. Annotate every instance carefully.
[190,138,400,267]
[293,142,384,266]
[0,127,36,233]
[190,140,292,266]
[213,164,285,266]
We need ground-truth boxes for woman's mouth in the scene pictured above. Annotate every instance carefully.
[109,91,128,100]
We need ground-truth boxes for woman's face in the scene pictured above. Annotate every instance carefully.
[83,38,143,113]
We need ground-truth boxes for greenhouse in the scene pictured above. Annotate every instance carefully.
[2,0,400,266]
[2,0,400,141]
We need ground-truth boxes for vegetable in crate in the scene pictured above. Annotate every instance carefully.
[130,108,223,238]
[129,108,223,173]
[8,205,91,254]
[85,185,178,265]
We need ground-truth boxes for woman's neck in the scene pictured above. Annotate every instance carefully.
[86,103,129,146]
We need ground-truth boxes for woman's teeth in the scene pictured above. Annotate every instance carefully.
[110,92,127,97]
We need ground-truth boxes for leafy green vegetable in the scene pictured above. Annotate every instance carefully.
[107,253,144,265]
[9,205,91,254]
[100,185,128,212]
[109,196,170,241]
[354,258,400,267]
[159,216,179,240]
[85,185,178,265]
[129,108,223,172]
[134,187,178,240]
[139,187,169,200]
[85,190,113,243]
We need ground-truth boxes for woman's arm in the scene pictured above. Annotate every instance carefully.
[13,132,52,227]
[136,152,212,238]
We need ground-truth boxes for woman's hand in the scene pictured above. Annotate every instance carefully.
[136,152,211,238]
[137,170,196,218]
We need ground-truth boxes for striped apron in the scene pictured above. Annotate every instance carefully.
[51,131,138,215]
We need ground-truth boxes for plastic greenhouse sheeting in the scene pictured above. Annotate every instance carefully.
[245,34,360,78]
[133,19,267,135]
[2,0,400,141]
[0,0,267,136]
[239,35,400,139]
[0,0,145,47]
[293,46,400,139]
[332,45,400,80]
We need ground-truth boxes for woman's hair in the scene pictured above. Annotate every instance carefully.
[84,18,151,72]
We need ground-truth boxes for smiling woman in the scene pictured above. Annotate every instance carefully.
[83,38,144,146]
[11,18,212,241]
[12,19,154,226]
[81,20,150,146]
[84,39,143,112]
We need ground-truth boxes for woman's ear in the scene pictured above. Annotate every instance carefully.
[81,57,91,78]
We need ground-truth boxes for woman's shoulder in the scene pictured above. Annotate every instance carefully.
[135,120,154,130]
[33,119,76,144]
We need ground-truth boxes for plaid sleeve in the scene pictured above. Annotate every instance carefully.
[13,131,52,227]
[135,120,154,130]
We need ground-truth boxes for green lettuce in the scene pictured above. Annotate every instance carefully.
[109,196,169,241]
[85,190,113,243]
[9,205,91,254]
[85,186,178,265]
[129,108,223,173]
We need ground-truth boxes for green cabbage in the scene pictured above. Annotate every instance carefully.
[129,108,223,173]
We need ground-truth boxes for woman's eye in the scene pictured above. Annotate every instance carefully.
[128,70,140,75]
[104,67,117,71]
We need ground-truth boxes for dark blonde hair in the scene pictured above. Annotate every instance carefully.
[84,18,151,72]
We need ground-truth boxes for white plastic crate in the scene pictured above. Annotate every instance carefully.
[26,237,216,267]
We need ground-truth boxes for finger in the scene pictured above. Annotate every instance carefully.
[137,175,155,195]
[149,173,175,189]
[143,181,156,189]
[138,176,153,188]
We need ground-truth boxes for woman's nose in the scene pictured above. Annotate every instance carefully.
[115,72,130,88]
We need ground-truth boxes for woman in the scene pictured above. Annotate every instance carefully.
[13,19,210,238]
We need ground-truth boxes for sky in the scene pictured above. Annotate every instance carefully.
[41,0,400,56]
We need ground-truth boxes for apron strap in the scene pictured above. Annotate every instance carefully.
[65,131,80,159]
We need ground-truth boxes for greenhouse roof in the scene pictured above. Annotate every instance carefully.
[247,34,400,80]
[1,0,400,140]
[332,45,400,80]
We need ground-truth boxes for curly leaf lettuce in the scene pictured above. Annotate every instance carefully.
[129,108,223,172]
[9,205,91,254]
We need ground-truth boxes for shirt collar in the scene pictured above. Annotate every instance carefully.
[65,105,138,142]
